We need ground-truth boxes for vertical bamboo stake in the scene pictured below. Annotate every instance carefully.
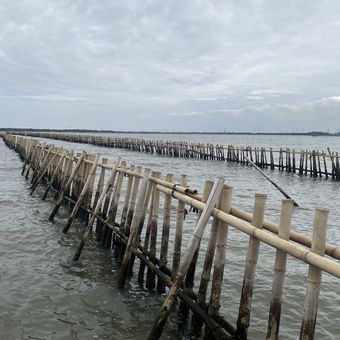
[21,139,30,175]
[125,166,143,232]
[62,154,100,233]
[107,161,126,224]
[120,165,136,228]
[178,180,214,319]
[127,176,155,275]
[300,208,329,340]
[172,175,188,277]
[49,152,86,221]
[94,158,107,239]
[322,152,328,179]
[118,166,142,261]
[146,171,162,290]
[266,199,294,340]
[73,157,121,261]
[31,144,47,183]
[85,154,97,223]
[93,158,107,208]
[147,177,225,340]
[205,185,233,339]
[138,171,158,285]
[118,168,151,288]
[157,173,174,293]
[113,165,136,258]
[30,147,63,195]
[236,193,267,339]
[191,183,225,336]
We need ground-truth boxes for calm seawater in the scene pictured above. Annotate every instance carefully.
[1,133,340,339]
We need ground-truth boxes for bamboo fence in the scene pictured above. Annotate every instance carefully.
[2,133,340,340]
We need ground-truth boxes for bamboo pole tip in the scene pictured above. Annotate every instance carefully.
[255,193,267,198]
[315,207,330,215]
[282,198,294,205]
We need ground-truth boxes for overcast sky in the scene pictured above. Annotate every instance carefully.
[1,1,340,132]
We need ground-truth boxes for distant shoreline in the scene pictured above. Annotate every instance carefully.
[0,128,339,137]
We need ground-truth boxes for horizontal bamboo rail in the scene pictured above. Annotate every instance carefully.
[2,133,340,340]
[8,131,340,180]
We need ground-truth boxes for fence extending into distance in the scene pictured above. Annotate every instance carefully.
[8,131,340,180]
[2,133,340,339]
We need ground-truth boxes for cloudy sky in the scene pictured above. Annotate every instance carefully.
[1,0,340,132]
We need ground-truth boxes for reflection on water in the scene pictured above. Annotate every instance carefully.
[0,134,340,339]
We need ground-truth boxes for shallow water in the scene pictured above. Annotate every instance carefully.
[1,134,340,339]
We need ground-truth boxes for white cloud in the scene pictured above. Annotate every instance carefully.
[0,0,340,130]
[1,95,87,101]
[325,96,340,102]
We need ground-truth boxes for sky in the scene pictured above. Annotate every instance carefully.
[1,0,340,132]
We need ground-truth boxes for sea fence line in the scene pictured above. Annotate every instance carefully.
[2,133,340,340]
[8,130,340,180]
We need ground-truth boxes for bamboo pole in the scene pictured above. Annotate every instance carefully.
[266,199,294,340]
[155,186,340,277]
[72,157,121,261]
[146,171,162,290]
[30,146,63,195]
[62,154,100,233]
[236,193,267,339]
[157,173,174,293]
[300,208,329,340]
[230,207,340,261]
[42,150,67,200]
[125,166,143,233]
[245,156,298,206]
[138,171,158,285]
[205,185,233,339]
[172,175,188,278]
[49,151,86,221]
[191,183,225,336]
[178,180,213,319]
[118,168,151,288]
[147,177,225,340]
[107,161,126,224]
[120,165,136,229]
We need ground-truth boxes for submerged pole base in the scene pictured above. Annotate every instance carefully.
[148,309,170,340]
[73,240,85,261]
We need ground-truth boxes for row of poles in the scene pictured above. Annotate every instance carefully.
[2,133,340,340]
[9,131,340,180]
